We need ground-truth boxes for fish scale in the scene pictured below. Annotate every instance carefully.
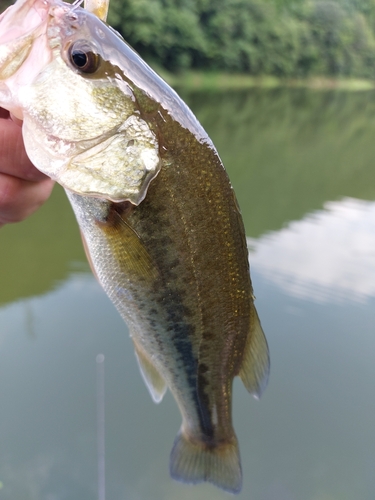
[0,0,270,493]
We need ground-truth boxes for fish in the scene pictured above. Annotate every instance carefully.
[0,0,270,493]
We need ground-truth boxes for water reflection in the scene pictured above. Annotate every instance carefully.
[1,87,375,499]
[0,276,372,499]
[0,186,86,307]
[2,89,375,305]
[186,88,375,237]
[249,197,375,303]
[0,274,232,500]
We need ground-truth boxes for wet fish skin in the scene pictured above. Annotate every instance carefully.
[68,104,269,493]
[0,0,270,493]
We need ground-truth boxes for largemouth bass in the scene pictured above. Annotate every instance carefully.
[0,0,269,493]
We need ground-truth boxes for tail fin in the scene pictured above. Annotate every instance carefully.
[169,430,242,494]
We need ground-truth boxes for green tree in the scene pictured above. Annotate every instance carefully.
[108,0,208,70]
[108,0,375,77]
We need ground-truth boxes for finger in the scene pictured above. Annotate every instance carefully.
[0,173,54,226]
[0,117,48,182]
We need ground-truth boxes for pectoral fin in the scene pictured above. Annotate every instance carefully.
[98,207,159,282]
[80,230,99,280]
[133,340,167,404]
[239,302,270,399]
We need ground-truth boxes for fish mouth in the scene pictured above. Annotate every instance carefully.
[0,0,71,119]
[0,0,81,52]
[0,0,161,204]
[0,0,49,118]
[0,0,50,44]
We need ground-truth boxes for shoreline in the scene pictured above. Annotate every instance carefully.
[157,70,375,92]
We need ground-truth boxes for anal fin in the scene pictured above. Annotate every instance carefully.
[133,340,167,404]
[239,302,270,398]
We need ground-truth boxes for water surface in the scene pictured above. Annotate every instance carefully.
[1,88,375,500]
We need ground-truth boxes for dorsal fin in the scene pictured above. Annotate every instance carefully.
[239,302,270,398]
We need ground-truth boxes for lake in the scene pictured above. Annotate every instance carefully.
[1,87,375,500]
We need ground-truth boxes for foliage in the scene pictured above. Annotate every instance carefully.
[107,0,375,77]
[0,0,373,77]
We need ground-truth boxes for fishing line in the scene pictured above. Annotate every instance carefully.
[96,354,106,500]
[70,0,84,12]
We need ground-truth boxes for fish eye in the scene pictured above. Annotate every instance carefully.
[68,40,100,74]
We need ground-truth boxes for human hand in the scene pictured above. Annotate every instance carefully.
[0,108,54,227]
